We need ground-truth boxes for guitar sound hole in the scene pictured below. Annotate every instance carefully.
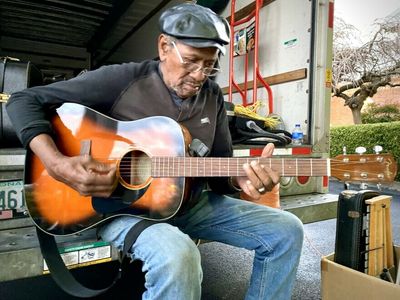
[119,149,151,187]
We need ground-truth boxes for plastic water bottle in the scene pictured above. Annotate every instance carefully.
[291,124,303,145]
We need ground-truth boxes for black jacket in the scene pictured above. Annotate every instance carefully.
[6,60,238,204]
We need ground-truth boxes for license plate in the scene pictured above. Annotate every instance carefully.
[0,180,25,211]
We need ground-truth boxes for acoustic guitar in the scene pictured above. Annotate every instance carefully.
[25,103,398,236]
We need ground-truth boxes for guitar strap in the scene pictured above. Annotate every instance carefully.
[36,219,157,298]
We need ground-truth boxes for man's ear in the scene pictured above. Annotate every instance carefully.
[158,34,170,61]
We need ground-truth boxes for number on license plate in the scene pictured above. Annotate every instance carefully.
[0,181,25,211]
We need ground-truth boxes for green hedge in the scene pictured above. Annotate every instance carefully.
[330,121,400,182]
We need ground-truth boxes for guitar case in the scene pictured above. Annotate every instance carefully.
[334,189,381,272]
[0,58,43,148]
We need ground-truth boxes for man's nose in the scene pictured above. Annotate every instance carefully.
[190,69,207,81]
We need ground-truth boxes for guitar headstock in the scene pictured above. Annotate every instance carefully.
[331,149,397,184]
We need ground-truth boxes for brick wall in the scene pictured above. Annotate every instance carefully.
[330,85,400,126]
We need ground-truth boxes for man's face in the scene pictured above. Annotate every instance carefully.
[159,35,219,99]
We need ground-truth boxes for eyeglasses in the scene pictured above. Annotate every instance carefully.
[171,41,221,76]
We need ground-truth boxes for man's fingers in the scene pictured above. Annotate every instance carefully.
[249,161,278,189]
[263,165,281,186]
[261,143,275,157]
[59,156,117,196]
[73,168,116,196]
[85,158,116,175]
[243,159,280,194]
[81,166,116,187]
[232,143,279,199]
[243,162,261,187]
[243,180,265,199]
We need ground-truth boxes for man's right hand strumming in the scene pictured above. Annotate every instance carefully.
[29,134,117,197]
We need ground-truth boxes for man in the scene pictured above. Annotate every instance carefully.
[6,3,303,299]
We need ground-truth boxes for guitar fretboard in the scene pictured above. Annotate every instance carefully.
[151,157,330,177]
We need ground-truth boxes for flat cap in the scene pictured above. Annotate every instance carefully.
[159,3,230,55]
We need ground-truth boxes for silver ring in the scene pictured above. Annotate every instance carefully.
[258,187,266,193]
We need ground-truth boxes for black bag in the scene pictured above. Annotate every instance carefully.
[0,58,43,147]
[224,101,292,146]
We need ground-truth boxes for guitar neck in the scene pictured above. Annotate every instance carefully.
[151,157,330,177]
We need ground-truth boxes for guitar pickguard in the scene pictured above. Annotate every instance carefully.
[91,183,150,214]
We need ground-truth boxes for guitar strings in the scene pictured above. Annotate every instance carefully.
[90,157,392,179]
[110,157,388,163]
[115,170,388,176]
[116,167,389,179]
[102,157,391,162]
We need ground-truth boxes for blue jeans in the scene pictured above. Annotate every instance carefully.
[98,191,304,300]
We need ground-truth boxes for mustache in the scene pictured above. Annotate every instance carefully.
[168,76,205,96]
[184,78,203,87]
[171,80,203,91]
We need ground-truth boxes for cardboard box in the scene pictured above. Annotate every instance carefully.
[321,246,400,299]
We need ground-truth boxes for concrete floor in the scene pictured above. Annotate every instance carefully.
[198,220,337,300]
[199,180,400,300]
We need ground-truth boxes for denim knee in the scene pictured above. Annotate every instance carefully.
[139,224,203,280]
[254,210,304,256]
[289,212,304,243]
[161,233,202,278]
[121,223,204,299]
[277,211,304,250]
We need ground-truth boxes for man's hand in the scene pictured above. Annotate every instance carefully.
[50,154,117,197]
[30,134,117,197]
[232,143,280,200]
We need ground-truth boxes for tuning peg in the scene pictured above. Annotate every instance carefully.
[341,146,350,163]
[355,146,366,155]
[373,145,383,154]
[376,183,382,191]
[359,182,368,190]
[355,146,367,163]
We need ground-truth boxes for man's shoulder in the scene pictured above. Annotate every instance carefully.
[101,60,158,74]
